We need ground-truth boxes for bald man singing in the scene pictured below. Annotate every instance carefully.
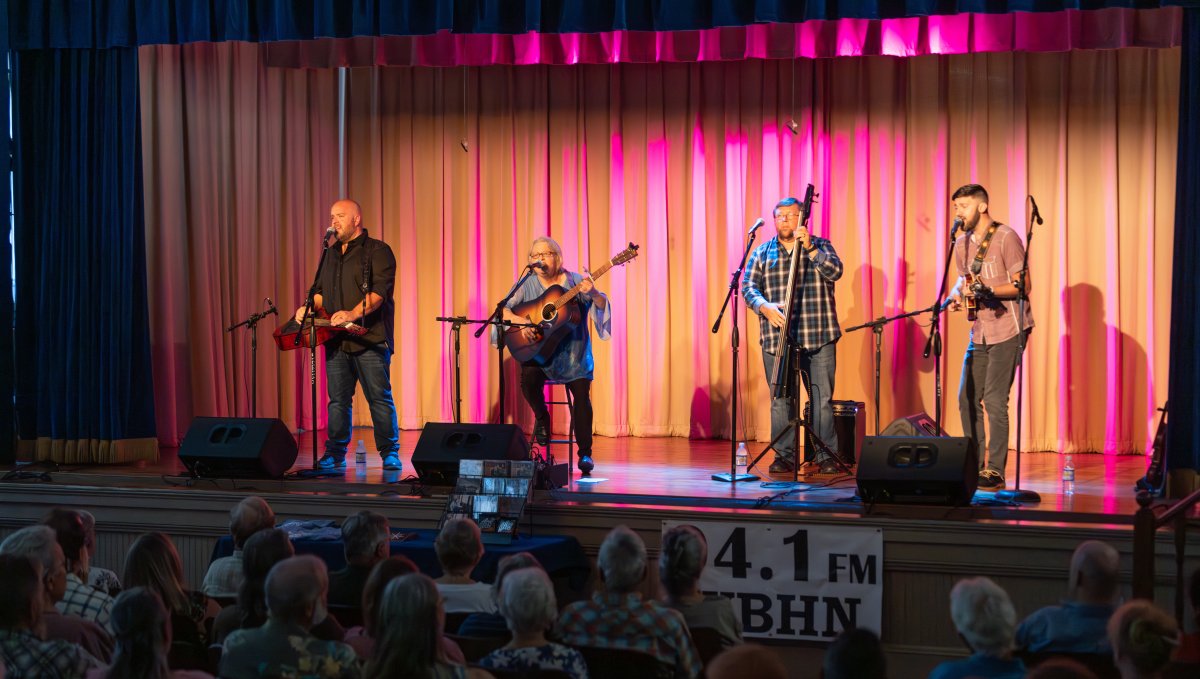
[294,199,400,471]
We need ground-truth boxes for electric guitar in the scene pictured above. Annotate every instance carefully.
[503,243,639,365]
[273,312,366,351]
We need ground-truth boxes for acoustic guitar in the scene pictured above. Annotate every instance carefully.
[963,272,980,322]
[503,243,639,365]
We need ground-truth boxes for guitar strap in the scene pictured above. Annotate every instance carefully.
[968,224,1000,276]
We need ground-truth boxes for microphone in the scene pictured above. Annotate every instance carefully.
[324,226,336,241]
[951,218,963,236]
[747,218,765,236]
[529,261,546,271]
[1028,195,1044,225]
[265,297,278,316]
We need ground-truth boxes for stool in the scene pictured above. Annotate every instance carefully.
[543,379,576,477]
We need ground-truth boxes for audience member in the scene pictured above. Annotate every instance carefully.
[928,577,1025,679]
[343,557,467,665]
[1106,600,1178,679]
[328,511,390,608]
[363,573,491,679]
[219,556,358,679]
[479,568,586,678]
[706,644,787,679]
[0,526,112,662]
[211,528,293,645]
[458,552,542,638]
[1017,540,1121,654]
[557,525,701,678]
[434,518,496,614]
[0,553,101,679]
[77,511,121,596]
[659,525,742,649]
[88,587,213,679]
[122,533,218,670]
[822,627,887,679]
[1175,568,1200,663]
[202,496,274,599]
[1025,658,1101,679]
[42,509,116,631]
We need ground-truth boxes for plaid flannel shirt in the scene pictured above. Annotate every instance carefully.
[742,235,843,354]
[57,574,114,631]
[556,591,701,678]
[0,628,99,679]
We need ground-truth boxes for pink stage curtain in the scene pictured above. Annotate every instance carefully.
[141,41,1178,454]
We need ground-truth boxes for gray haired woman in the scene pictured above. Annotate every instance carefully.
[479,567,587,679]
[659,525,742,648]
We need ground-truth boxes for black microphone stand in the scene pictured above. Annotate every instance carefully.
[998,200,1041,503]
[923,222,961,435]
[844,302,939,435]
[226,298,278,419]
[475,265,543,422]
[711,223,762,483]
[297,232,334,468]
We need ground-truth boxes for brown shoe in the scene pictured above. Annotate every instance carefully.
[768,458,796,474]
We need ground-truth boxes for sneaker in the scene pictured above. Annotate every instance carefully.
[317,454,346,470]
[381,454,402,471]
[768,458,796,474]
[578,454,594,476]
[977,469,1006,490]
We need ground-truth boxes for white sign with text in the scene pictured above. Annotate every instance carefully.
[663,520,882,641]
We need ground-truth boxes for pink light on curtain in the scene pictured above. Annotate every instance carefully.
[607,131,629,432]
[265,9,1183,68]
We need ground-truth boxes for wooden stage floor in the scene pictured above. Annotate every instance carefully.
[7,429,1164,523]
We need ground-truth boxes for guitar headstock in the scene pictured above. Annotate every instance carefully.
[613,242,640,266]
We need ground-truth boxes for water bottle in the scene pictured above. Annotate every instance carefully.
[735,442,749,476]
[355,440,367,480]
[1061,454,1075,495]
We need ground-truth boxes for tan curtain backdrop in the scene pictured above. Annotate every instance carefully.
[141,41,1177,454]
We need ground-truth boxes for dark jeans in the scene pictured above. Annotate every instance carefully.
[762,342,838,463]
[958,331,1027,476]
[520,365,593,456]
[325,345,399,458]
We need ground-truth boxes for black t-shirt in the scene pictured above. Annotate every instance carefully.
[314,230,396,353]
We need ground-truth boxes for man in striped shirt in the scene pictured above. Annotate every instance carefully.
[742,197,844,474]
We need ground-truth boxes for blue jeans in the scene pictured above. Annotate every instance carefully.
[762,342,838,462]
[325,346,399,458]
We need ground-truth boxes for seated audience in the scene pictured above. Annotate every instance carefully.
[343,557,467,665]
[328,511,390,608]
[928,577,1025,679]
[122,532,218,670]
[659,525,741,649]
[1017,540,1121,654]
[42,509,116,631]
[1106,599,1178,679]
[77,511,121,596]
[822,627,887,679]
[458,552,542,638]
[557,525,701,679]
[202,496,274,599]
[434,518,496,614]
[0,552,101,678]
[479,567,586,678]
[211,528,293,644]
[1175,568,1200,663]
[87,587,212,679]
[706,644,786,679]
[364,573,491,679]
[219,556,358,679]
[1025,658,1101,679]
[0,526,112,662]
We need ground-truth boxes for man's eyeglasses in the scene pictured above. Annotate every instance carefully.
[528,251,557,260]
[774,213,800,221]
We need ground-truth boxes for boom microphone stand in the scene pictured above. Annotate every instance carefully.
[923,218,962,436]
[711,218,765,483]
[475,264,544,422]
[226,298,279,418]
[844,302,940,435]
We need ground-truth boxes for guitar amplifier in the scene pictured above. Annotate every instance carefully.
[803,400,866,464]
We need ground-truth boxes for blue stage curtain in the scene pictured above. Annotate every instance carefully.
[11,47,158,463]
[6,0,1192,49]
[1167,7,1200,475]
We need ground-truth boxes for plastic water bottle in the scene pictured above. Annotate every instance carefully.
[1061,454,1075,495]
[735,442,749,477]
[355,440,367,480]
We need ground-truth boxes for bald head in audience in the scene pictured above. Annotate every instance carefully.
[266,555,327,628]
[707,644,787,679]
[1068,540,1120,605]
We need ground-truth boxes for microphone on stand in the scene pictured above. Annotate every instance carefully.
[1028,195,1044,225]
[323,226,336,243]
[951,217,963,237]
[528,261,547,271]
[265,298,278,316]
[747,217,765,236]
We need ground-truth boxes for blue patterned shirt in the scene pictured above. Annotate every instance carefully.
[742,235,843,354]
[220,619,360,679]
[0,628,100,679]
[480,643,588,679]
[492,270,612,383]
[556,592,700,678]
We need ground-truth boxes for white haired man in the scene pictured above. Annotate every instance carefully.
[929,576,1025,679]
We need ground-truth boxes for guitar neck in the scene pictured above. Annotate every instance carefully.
[555,259,614,308]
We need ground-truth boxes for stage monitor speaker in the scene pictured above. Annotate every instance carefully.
[856,436,978,505]
[179,417,298,479]
[880,412,945,437]
[411,423,529,486]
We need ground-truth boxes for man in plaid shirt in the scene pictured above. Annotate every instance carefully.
[742,196,844,474]
[42,509,114,632]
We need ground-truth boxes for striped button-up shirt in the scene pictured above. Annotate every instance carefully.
[556,591,701,678]
[742,235,843,354]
